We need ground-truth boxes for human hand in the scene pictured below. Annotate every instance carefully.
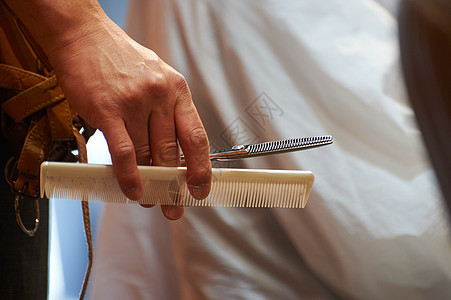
[42,6,212,219]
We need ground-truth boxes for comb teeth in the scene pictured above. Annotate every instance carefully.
[247,135,333,156]
[40,162,314,208]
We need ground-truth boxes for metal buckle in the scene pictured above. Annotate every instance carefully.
[4,157,40,237]
[14,193,40,237]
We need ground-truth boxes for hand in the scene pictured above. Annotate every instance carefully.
[57,18,211,219]
[5,1,212,220]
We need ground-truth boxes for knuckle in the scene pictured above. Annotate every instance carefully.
[111,141,135,164]
[183,127,211,170]
[134,145,151,165]
[175,75,189,93]
[155,142,179,164]
[125,87,143,104]
[144,73,170,99]
[174,75,192,102]
[188,127,209,149]
[82,97,119,128]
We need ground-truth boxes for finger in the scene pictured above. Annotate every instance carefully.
[160,171,184,219]
[134,141,152,166]
[149,109,180,167]
[125,116,153,207]
[141,204,154,208]
[148,91,184,218]
[161,205,184,220]
[127,116,152,166]
[174,87,211,200]
[101,119,143,200]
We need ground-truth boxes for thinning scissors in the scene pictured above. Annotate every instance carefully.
[181,135,333,161]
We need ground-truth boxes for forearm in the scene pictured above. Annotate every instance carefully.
[3,0,108,66]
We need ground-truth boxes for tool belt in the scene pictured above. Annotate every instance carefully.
[0,2,94,298]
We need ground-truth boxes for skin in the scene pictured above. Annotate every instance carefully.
[4,0,212,220]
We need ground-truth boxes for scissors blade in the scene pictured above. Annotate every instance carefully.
[207,135,333,161]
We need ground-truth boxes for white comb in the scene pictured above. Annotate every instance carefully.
[40,162,314,208]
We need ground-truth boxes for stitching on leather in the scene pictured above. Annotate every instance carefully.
[64,100,72,133]
[8,92,64,122]
[3,76,56,108]
[0,65,44,91]
[48,99,72,140]
[49,106,56,139]
[0,64,46,80]
[15,117,48,193]
[16,92,64,122]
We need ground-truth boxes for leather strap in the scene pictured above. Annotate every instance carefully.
[0,64,46,90]
[73,127,94,300]
[2,73,64,122]
[47,98,74,141]
[14,115,52,196]
[1,64,75,195]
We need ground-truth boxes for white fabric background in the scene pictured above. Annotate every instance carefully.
[90,1,451,299]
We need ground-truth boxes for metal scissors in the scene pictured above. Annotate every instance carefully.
[181,135,333,161]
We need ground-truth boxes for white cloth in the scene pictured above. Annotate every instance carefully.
[90,1,451,299]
